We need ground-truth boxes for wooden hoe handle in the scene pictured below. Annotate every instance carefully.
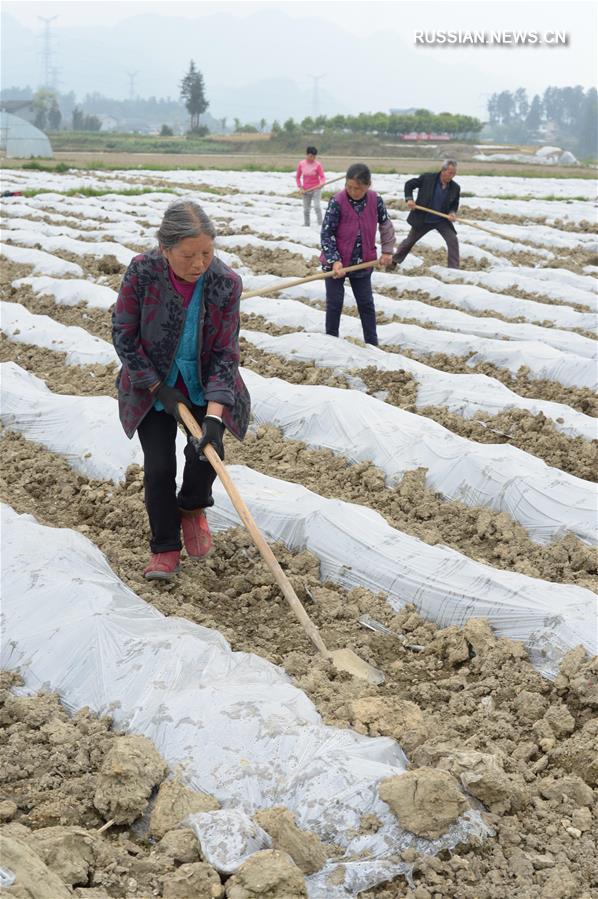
[412,203,516,242]
[178,405,331,658]
[303,173,345,193]
[241,259,381,300]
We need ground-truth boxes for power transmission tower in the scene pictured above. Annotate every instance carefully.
[50,66,62,93]
[38,16,58,88]
[127,71,139,101]
[308,74,325,119]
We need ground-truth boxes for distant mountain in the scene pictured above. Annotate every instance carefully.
[1,7,501,120]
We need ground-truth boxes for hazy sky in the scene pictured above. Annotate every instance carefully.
[3,0,596,119]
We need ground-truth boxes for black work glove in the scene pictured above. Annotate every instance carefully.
[195,415,225,461]
[155,385,191,422]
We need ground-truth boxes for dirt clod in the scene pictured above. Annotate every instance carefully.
[150,779,220,840]
[97,254,124,275]
[379,768,469,838]
[224,849,308,898]
[253,807,329,875]
[0,830,72,899]
[161,861,224,898]
[94,735,167,825]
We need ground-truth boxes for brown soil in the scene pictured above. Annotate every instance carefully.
[227,428,598,590]
[4,444,598,899]
[5,282,113,342]
[382,344,598,418]
[0,334,118,397]
[3,176,597,899]
[355,366,597,482]
[11,309,590,483]
[239,310,598,418]
[240,337,348,389]
[459,204,598,235]
[380,281,595,320]
[6,151,594,177]
[416,277,594,316]
[241,313,297,337]
[237,339,596,481]
[547,248,598,275]
[0,672,225,897]
[0,672,312,898]
[3,418,595,602]
[393,242,491,272]
[232,245,319,278]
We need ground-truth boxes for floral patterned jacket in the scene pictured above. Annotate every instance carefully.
[112,250,250,440]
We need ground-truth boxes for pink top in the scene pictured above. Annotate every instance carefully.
[168,265,196,307]
[296,158,325,190]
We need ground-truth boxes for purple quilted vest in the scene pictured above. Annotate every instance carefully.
[323,189,378,267]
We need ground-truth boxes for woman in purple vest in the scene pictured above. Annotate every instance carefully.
[320,163,395,345]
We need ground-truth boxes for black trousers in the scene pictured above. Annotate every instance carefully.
[325,271,378,345]
[137,405,219,553]
[394,221,460,268]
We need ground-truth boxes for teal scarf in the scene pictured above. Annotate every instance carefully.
[154,275,205,411]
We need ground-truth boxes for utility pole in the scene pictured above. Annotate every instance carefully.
[127,71,139,101]
[308,74,325,119]
[38,16,58,89]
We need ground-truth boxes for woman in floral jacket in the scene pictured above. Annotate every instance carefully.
[112,200,250,581]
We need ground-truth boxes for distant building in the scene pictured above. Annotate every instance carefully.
[400,131,451,141]
[98,115,119,132]
[389,107,419,116]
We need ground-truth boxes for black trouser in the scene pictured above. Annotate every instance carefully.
[137,404,219,553]
[394,221,460,268]
[325,270,378,345]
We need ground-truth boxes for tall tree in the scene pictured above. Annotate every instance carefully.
[48,99,62,130]
[495,91,515,125]
[578,87,598,157]
[514,88,529,122]
[180,60,209,131]
[31,88,57,131]
[72,106,84,130]
[525,95,543,132]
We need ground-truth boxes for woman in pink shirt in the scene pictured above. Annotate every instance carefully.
[295,145,326,226]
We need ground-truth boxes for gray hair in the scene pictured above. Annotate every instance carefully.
[157,199,216,249]
[441,158,458,170]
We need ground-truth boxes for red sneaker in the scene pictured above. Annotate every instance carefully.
[143,550,180,581]
[181,510,213,559]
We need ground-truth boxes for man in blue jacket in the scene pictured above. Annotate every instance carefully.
[389,159,460,269]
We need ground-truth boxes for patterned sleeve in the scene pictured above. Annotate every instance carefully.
[320,197,341,265]
[377,195,390,224]
[111,257,160,389]
[204,274,242,408]
[377,195,396,253]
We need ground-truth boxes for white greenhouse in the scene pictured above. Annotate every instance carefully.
[0,111,53,158]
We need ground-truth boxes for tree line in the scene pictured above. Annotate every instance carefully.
[487,85,597,156]
[270,110,482,138]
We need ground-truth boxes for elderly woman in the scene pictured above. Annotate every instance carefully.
[112,200,250,581]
